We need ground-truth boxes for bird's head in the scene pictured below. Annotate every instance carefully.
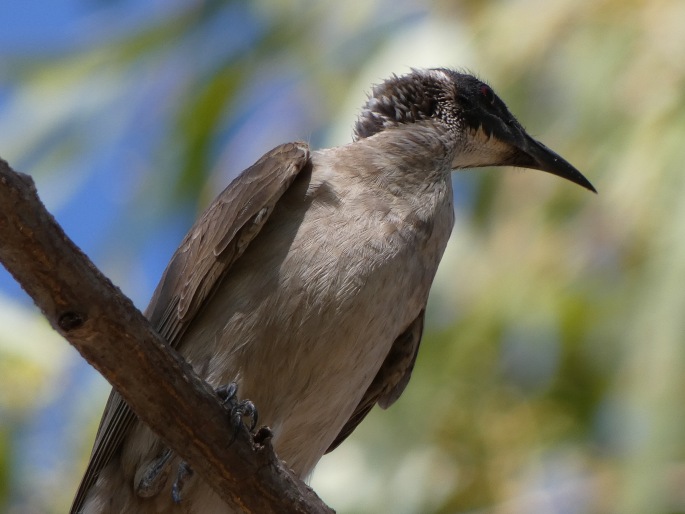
[354,68,595,192]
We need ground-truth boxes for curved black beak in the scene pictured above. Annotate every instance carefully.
[452,120,596,193]
[508,134,596,193]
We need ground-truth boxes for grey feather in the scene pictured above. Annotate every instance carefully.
[326,310,424,453]
[70,142,310,514]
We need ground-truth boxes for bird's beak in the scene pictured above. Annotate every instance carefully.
[452,124,596,193]
[508,134,596,193]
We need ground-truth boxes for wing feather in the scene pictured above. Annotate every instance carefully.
[325,309,425,454]
[71,142,311,513]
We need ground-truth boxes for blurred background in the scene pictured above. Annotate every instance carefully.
[1,0,684,512]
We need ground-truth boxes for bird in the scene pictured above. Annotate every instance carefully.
[71,68,595,514]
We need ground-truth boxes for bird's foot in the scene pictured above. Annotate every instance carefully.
[136,448,174,498]
[171,460,194,504]
[216,382,259,435]
[170,382,257,504]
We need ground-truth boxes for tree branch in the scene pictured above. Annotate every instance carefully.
[0,158,333,513]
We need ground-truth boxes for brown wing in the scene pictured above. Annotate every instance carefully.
[326,309,425,454]
[71,142,311,514]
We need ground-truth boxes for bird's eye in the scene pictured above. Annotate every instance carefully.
[479,84,495,105]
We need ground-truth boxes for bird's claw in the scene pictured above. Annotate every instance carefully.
[170,382,258,503]
[217,382,259,434]
[171,460,194,504]
[135,448,173,498]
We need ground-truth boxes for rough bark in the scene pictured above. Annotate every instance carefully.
[0,158,333,514]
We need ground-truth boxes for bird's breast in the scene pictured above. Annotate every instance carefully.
[179,156,455,475]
